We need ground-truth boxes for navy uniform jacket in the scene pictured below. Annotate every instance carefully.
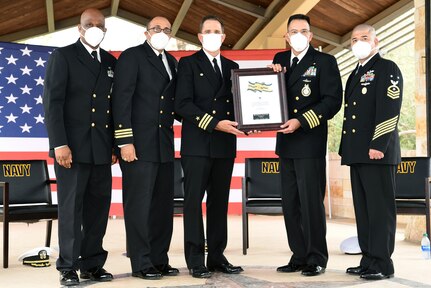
[43,40,116,165]
[339,53,402,165]
[112,42,177,163]
[273,46,342,158]
[175,49,239,158]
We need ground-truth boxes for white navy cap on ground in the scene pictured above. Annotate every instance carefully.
[340,236,362,255]
[18,247,53,267]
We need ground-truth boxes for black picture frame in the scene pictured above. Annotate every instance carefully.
[231,68,288,131]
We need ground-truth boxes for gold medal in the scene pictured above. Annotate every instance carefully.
[301,84,311,97]
[362,87,367,94]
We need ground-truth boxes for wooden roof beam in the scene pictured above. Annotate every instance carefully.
[116,8,202,47]
[233,0,284,49]
[246,0,321,49]
[45,0,55,33]
[210,0,265,18]
[171,0,193,36]
[311,26,342,47]
[111,0,120,16]
[324,0,414,55]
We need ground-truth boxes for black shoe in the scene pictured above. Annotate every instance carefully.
[132,267,162,280]
[154,264,179,276]
[360,269,394,280]
[208,262,244,274]
[80,267,113,282]
[189,265,212,278]
[277,263,307,273]
[346,265,368,275]
[301,264,326,276]
[60,270,79,286]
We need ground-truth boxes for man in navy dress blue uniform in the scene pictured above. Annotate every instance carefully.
[43,8,116,286]
[175,15,244,279]
[271,14,342,276]
[340,24,403,281]
[112,16,179,280]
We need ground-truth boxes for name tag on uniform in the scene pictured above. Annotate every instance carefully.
[107,67,114,78]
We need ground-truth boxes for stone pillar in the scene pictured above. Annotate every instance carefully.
[415,0,427,155]
[404,0,428,243]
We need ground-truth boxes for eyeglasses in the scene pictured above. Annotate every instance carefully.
[288,29,310,36]
[148,26,172,35]
[83,24,105,30]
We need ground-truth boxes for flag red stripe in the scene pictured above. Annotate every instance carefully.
[109,202,243,216]
[0,151,276,163]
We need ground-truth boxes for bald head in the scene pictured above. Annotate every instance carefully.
[352,24,376,38]
[80,8,105,28]
[147,16,171,31]
[78,9,106,48]
[350,23,379,62]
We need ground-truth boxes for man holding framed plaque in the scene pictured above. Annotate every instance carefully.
[175,15,244,279]
[271,14,342,276]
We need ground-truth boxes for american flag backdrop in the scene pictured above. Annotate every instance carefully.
[1,42,282,216]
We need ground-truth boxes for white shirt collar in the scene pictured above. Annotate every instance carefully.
[147,40,164,57]
[80,39,101,61]
[203,49,222,68]
[147,41,172,79]
[290,45,309,64]
[359,51,379,67]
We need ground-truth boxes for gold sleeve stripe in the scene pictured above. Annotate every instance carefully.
[115,128,132,133]
[303,112,316,128]
[198,114,210,128]
[115,131,133,135]
[201,115,213,130]
[115,128,133,139]
[115,134,133,139]
[198,113,213,130]
[303,110,320,128]
[372,116,398,140]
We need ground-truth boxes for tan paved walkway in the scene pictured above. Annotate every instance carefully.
[1,215,430,287]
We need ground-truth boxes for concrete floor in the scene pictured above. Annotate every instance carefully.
[1,215,431,287]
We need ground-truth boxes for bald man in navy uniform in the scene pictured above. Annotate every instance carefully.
[43,8,116,286]
[340,24,402,280]
[112,16,179,280]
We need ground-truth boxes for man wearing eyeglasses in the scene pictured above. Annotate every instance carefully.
[112,16,178,280]
[270,14,342,276]
[175,15,244,279]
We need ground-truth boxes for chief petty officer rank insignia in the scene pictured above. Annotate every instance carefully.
[387,75,401,99]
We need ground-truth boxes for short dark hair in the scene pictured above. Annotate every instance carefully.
[288,14,310,26]
[199,15,224,33]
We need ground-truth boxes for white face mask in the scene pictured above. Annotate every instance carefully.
[202,34,223,52]
[289,33,308,52]
[351,40,373,60]
[82,27,105,47]
[149,32,170,50]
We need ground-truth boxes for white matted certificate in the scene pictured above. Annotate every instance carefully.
[231,68,288,131]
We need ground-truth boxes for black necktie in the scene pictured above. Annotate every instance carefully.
[91,50,99,62]
[355,64,363,75]
[287,57,298,79]
[213,58,222,88]
[158,53,163,62]
[290,57,298,71]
